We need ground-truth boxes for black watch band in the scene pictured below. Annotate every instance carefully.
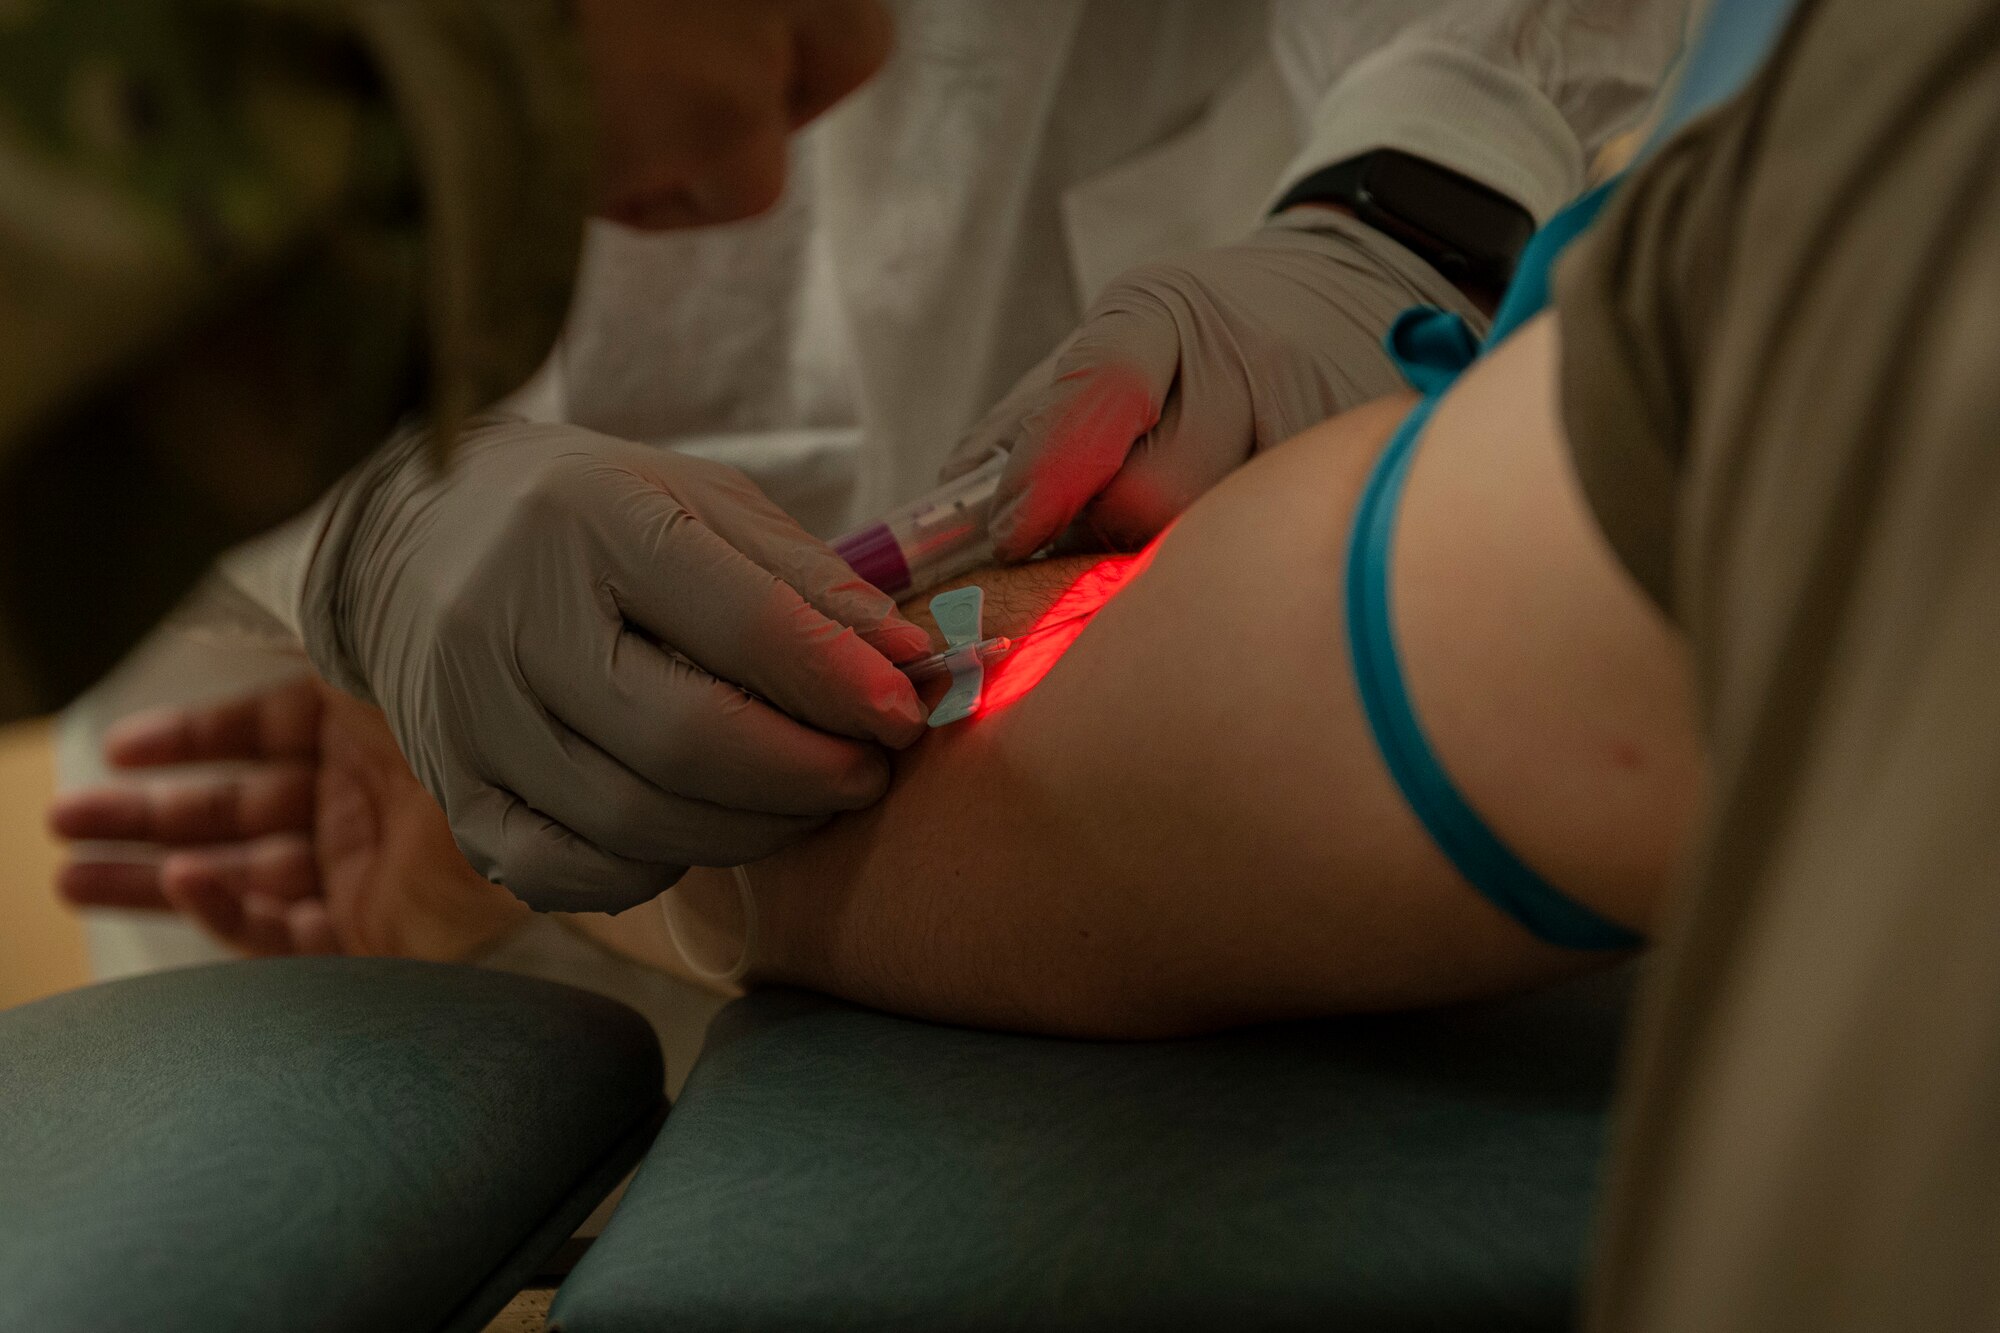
[1272,150,1535,294]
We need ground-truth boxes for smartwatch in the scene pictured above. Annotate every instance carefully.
[1272,149,1536,294]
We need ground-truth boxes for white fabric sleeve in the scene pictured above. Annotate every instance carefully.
[204,495,334,645]
[206,350,561,652]
[1270,0,1690,223]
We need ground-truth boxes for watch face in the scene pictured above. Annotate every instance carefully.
[1361,151,1535,279]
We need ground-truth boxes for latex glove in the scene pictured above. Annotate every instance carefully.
[302,420,932,913]
[944,215,1477,561]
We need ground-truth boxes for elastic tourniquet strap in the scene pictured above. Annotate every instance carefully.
[1344,302,1641,952]
[1338,0,1808,951]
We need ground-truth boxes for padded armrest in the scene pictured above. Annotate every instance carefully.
[552,967,1633,1333]
[0,958,664,1333]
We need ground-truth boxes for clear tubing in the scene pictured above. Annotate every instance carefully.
[833,454,1005,598]
[897,636,1013,683]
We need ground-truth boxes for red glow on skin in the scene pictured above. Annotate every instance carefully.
[974,531,1168,717]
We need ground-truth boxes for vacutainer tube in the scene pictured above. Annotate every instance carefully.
[834,453,1005,598]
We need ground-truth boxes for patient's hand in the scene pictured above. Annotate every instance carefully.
[50,676,526,959]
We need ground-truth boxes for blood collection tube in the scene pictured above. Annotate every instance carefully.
[833,454,1005,598]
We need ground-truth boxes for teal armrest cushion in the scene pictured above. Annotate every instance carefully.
[552,967,1631,1333]
[0,958,664,1333]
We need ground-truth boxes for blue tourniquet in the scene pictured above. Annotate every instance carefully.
[1339,0,1806,949]
[1345,305,1641,951]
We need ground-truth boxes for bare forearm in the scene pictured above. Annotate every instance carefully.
[675,320,1700,1037]
[737,410,1531,1037]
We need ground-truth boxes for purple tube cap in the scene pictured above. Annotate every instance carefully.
[835,522,912,597]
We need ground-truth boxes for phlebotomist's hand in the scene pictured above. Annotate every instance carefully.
[942,215,1478,560]
[301,421,932,913]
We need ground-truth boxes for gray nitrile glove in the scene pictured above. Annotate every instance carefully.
[302,419,931,913]
[943,213,1481,560]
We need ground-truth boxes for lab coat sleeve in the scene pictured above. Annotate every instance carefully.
[207,501,333,646]
[1269,0,1690,223]
[0,0,590,721]
[206,356,569,648]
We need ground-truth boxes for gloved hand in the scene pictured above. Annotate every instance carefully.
[943,215,1478,560]
[302,419,933,913]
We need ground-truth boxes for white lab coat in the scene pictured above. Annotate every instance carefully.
[535,0,1680,538]
[540,0,1297,538]
[59,0,1686,1085]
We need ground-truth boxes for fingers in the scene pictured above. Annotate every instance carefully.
[49,764,317,847]
[56,858,171,911]
[236,896,306,957]
[451,786,692,915]
[1075,398,1230,551]
[239,897,344,958]
[164,838,319,907]
[55,690,325,954]
[766,552,933,669]
[476,700,834,871]
[57,823,320,962]
[986,365,1161,560]
[104,676,323,769]
[285,899,341,956]
[55,748,322,954]
[524,628,894,815]
[160,862,283,957]
[595,473,927,747]
[85,836,320,956]
[689,470,934,666]
[981,301,1184,561]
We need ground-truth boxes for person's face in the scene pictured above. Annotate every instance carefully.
[575,0,893,229]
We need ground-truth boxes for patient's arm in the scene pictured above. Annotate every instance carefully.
[581,314,1703,1037]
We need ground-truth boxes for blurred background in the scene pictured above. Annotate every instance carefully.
[0,722,84,1008]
